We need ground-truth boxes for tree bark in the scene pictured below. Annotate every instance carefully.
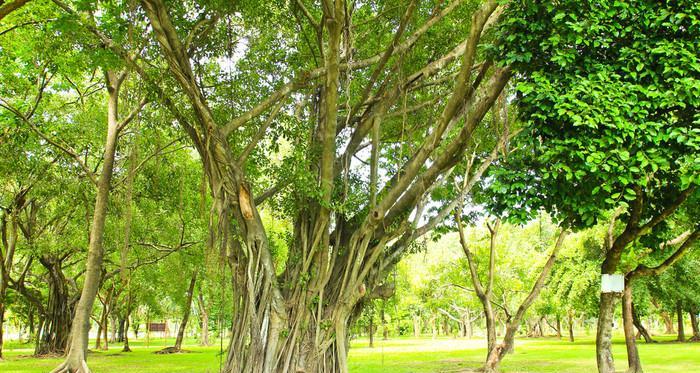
[676,301,685,342]
[109,314,117,343]
[556,315,562,338]
[196,292,209,346]
[661,312,675,334]
[51,71,124,373]
[622,282,642,373]
[0,214,18,359]
[173,271,197,352]
[131,1,508,371]
[596,292,619,373]
[690,309,700,341]
[568,310,575,342]
[94,308,104,350]
[481,230,567,373]
[35,256,75,356]
[631,303,654,343]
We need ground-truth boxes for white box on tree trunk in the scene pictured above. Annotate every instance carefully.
[601,274,624,293]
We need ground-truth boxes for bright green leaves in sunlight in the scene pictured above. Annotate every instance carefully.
[487,0,700,228]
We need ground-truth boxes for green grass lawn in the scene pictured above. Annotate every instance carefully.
[0,335,697,372]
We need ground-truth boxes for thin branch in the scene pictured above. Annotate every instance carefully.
[237,101,284,165]
[0,99,98,185]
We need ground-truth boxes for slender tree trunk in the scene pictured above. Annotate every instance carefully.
[132,320,139,340]
[631,303,654,343]
[101,313,109,351]
[481,230,567,373]
[676,302,685,342]
[94,313,103,350]
[52,71,124,373]
[368,313,374,348]
[412,314,419,338]
[122,287,133,352]
[381,307,388,340]
[568,311,575,342]
[196,292,209,346]
[0,287,5,360]
[622,282,642,373]
[690,310,700,341]
[556,315,562,338]
[173,272,197,352]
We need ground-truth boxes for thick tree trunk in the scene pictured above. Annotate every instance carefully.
[122,314,131,352]
[596,292,619,373]
[51,71,123,373]
[676,302,685,342]
[117,317,125,343]
[622,282,642,373]
[173,272,197,352]
[135,1,507,372]
[0,215,18,359]
[35,256,74,356]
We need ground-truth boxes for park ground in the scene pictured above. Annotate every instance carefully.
[0,335,698,372]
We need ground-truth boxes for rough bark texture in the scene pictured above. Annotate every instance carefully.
[34,255,76,356]
[129,1,508,371]
[0,0,31,21]
[596,292,618,373]
[51,71,124,373]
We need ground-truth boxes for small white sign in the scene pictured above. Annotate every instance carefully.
[601,274,625,293]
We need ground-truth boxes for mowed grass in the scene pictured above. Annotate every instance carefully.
[349,335,700,372]
[1,335,698,372]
